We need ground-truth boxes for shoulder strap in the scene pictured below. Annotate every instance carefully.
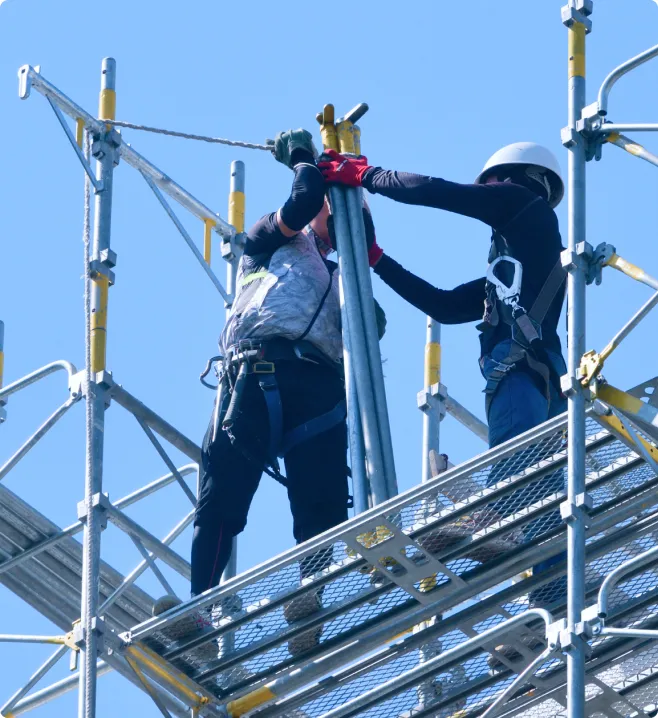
[528,259,567,323]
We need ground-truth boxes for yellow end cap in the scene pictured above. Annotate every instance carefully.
[76,118,85,148]
[227,686,275,717]
[337,120,356,155]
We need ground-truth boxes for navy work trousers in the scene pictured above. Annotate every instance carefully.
[482,340,568,607]
[191,359,349,597]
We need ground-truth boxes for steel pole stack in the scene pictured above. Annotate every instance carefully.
[562,3,592,717]
[316,104,397,507]
[78,57,119,718]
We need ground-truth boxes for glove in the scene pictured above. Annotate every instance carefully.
[272,129,318,169]
[362,208,384,267]
[317,149,372,187]
[326,209,383,267]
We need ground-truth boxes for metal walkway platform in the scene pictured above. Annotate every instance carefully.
[4,396,658,717]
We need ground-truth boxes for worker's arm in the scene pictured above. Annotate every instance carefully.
[374,254,485,325]
[245,130,324,256]
[318,150,535,230]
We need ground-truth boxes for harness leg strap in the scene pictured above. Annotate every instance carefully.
[279,399,347,457]
[258,374,284,464]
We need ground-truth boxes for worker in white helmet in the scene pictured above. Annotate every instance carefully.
[321,143,568,661]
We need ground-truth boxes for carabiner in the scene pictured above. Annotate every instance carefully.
[487,256,523,306]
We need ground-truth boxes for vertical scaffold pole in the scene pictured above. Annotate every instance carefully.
[0,321,6,423]
[337,113,398,500]
[78,57,118,718]
[317,105,394,506]
[222,160,245,584]
[562,4,590,717]
[421,318,442,483]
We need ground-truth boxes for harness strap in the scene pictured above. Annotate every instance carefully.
[529,259,567,324]
[258,374,284,463]
[279,399,347,457]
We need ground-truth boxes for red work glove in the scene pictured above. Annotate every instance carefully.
[326,208,383,267]
[318,149,372,187]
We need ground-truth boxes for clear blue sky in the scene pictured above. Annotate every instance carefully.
[1,1,658,715]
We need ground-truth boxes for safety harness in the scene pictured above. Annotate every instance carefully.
[477,198,567,413]
[201,259,346,488]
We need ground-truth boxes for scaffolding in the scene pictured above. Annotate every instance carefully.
[3,2,658,716]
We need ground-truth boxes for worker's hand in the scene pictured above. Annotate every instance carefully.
[362,207,384,267]
[273,129,318,169]
[318,149,372,187]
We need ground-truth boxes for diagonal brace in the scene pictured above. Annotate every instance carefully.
[47,98,103,191]
[140,171,230,302]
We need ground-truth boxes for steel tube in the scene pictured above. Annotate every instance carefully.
[600,123,658,133]
[105,504,191,579]
[0,634,66,644]
[129,535,177,597]
[443,393,489,443]
[0,320,4,420]
[79,57,118,718]
[221,160,245,589]
[329,185,389,505]
[1,644,68,715]
[0,360,77,401]
[100,509,194,613]
[598,543,658,617]
[141,172,230,302]
[315,609,552,718]
[110,383,202,462]
[134,417,196,505]
[600,289,658,361]
[0,397,77,482]
[600,627,658,639]
[566,15,589,718]
[344,186,398,498]
[421,318,442,483]
[607,133,658,168]
[18,65,234,240]
[0,466,196,575]
[598,43,658,115]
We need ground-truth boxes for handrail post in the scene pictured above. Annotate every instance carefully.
[562,4,592,718]
[78,57,118,718]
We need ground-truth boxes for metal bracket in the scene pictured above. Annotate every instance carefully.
[560,374,581,398]
[417,383,446,421]
[342,517,459,604]
[18,64,33,99]
[561,242,593,273]
[559,627,593,657]
[579,350,603,386]
[560,492,593,527]
[561,4,593,32]
[585,242,616,285]
[73,616,106,655]
[0,404,6,424]
[92,129,121,167]
[89,259,116,286]
[100,248,117,269]
[77,492,111,531]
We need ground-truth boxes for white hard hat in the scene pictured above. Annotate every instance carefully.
[475,142,564,208]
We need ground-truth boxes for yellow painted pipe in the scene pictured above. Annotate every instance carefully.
[226,685,276,717]
[337,119,356,155]
[424,342,441,388]
[598,413,658,464]
[228,191,245,234]
[76,118,84,149]
[203,219,215,265]
[568,21,586,79]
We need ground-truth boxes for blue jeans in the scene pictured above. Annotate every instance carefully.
[481,340,567,606]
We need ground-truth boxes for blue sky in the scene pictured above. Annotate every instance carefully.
[1,0,658,715]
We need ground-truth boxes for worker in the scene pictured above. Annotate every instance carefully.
[320,144,568,652]
[153,130,383,659]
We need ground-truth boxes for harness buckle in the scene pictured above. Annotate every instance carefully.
[487,256,524,307]
[252,361,275,374]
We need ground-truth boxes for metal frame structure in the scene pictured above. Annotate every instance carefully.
[4,5,658,715]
